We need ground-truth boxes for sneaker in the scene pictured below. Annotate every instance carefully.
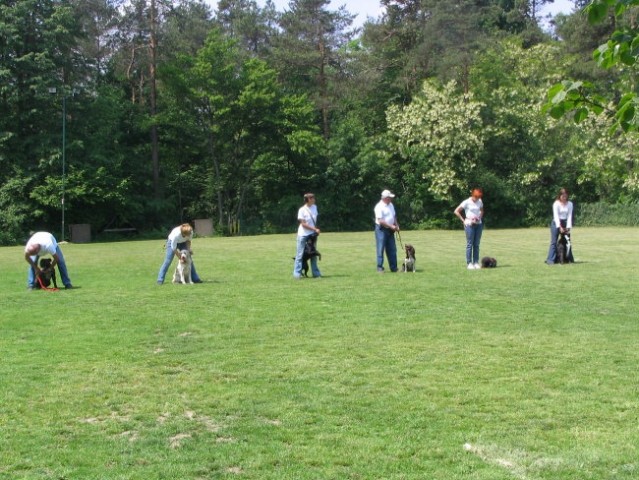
[65,285,74,289]
[377,268,384,273]
[193,279,203,284]
[473,263,481,269]
[156,281,163,285]
[467,263,475,270]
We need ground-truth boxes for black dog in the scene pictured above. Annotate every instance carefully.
[401,244,416,272]
[302,234,321,277]
[481,256,497,268]
[36,258,58,288]
[556,231,573,264]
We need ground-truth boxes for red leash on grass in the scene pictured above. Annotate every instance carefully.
[35,273,59,291]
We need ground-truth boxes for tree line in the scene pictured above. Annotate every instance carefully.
[1,0,637,245]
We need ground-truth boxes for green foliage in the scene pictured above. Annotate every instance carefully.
[386,80,485,202]
[544,0,639,132]
[578,201,639,225]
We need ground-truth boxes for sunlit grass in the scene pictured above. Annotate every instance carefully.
[0,228,637,479]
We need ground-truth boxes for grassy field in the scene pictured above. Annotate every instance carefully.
[1,227,637,479]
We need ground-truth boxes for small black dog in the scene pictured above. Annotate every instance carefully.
[556,231,573,264]
[480,256,497,268]
[37,258,58,288]
[301,234,321,277]
[401,244,416,272]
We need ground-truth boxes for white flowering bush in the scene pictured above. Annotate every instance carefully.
[386,80,485,201]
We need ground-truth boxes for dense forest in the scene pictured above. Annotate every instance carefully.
[1,0,638,244]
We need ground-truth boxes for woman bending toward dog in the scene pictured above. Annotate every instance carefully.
[545,187,575,264]
[157,223,202,284]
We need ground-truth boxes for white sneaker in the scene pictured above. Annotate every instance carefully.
[474,263,481,269]
[467,263,475,270]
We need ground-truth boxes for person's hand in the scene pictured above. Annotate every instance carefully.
[315,228,320,235]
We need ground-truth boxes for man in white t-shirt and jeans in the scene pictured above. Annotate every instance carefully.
[293,193,321,279]
[374,189,399,273]
[24,231,73,289]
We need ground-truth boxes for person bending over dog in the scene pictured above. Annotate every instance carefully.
[293,193,321,279]
[24,231,73,289]
[374,189,400,273]
[157,223,203,284]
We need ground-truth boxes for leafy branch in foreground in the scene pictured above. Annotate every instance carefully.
[543,0,639,132]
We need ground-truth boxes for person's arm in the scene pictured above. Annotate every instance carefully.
[377,216,397,231]
[50,253,59,270]
[299,218,320,234]
[24,251,41,274]
[566,202,573,230]
[454,205,465,224]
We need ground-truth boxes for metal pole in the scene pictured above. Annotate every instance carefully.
[61,94,66,241]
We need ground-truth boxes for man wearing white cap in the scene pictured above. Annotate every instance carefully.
[24,231,73,289]
[374,189,399,272]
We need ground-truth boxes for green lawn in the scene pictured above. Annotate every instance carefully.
[1,228,637,479]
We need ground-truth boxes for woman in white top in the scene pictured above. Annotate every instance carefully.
[545,188,574,264]
[157,223,202,284]
[454,188,484,269]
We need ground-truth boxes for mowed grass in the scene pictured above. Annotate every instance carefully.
[0,227,637,480]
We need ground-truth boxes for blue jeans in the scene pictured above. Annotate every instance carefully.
[464,223,483,264]
[27,246,72,288]
[375,225,397,272]
[546,220,573,264]
[293,234,321,278]
[157,241,201,283]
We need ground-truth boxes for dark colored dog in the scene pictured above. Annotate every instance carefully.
[481,257,497,268]
[37,258,58,288]
[302,234,321,277]
[556,231,573,264]
[401,244,416,272]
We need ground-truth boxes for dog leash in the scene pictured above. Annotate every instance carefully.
[396,230,404,252]
[35,273,59,291]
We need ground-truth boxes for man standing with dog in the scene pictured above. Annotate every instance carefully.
[157,223,202,284]
[374,189,400,273]
[293,193,321,279]
[24,231,73,289]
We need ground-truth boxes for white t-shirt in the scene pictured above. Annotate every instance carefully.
[167,226,192,251]
[374,200,396,227]
[458,197,483,224]
[25,232,57,256]
[297,205,318,236]
[553,200,573,229]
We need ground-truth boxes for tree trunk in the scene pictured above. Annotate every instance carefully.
[149,0,160,199]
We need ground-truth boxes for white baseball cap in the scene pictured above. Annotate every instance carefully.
[381,189,395,199]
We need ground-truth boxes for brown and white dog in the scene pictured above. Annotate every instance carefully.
[172,249,193,284]
[401,244,416,272]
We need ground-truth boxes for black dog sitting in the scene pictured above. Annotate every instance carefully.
[480,256,497,268]
[556,231,573,264]
[302,234,321,277]
[37,258,58,288]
